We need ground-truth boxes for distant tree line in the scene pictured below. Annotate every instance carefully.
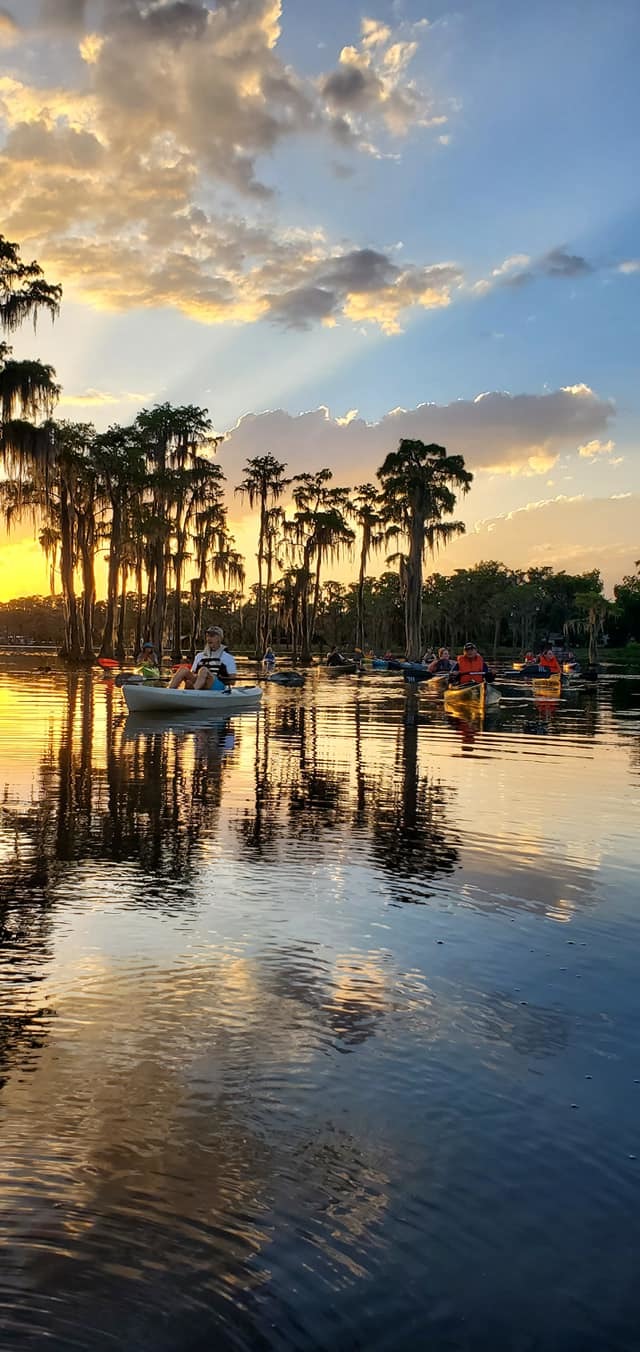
[2,561,639,659]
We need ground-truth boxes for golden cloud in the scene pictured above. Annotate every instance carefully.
[0,4,459,333]
[79,32,104,64]
[445,493,640,592]
[578,438,615,458]
[59,388,154,408]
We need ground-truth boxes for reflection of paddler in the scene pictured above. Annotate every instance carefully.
[534,696,560,720]
[452,716,478,750]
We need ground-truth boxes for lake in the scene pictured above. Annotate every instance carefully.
[1,657,639,1352]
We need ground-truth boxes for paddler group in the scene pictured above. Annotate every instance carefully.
[423,642,493,686]
[517,645,562,677]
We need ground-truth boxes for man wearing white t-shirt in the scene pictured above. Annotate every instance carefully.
[169,626,237,690]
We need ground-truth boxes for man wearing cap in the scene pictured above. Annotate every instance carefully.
[168,625,237,690]
[449,641,491,687]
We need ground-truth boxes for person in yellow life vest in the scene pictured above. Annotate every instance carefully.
[450,641,491,686]
[537,645,561,676]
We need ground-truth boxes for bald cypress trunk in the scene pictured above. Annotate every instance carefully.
[100,497,122,659]
[59,479,81,661]
[405,519,424,660]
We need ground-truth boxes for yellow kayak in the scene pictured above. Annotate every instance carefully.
[532,674,562,698]
[444,681,486,716]
[424,673,449,697]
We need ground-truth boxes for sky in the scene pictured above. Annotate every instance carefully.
[0,0,639,599]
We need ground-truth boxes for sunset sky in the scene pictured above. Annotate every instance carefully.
[1,0,639,599]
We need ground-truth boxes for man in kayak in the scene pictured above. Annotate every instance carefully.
[449,642,491,686]
[169,626,237,690]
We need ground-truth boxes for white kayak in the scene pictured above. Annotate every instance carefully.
[122,683,263,714]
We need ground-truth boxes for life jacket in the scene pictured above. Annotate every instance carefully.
[199,645,229,679]
[433,657,453,672]
[456,652,485,685]
[539,651,561,675]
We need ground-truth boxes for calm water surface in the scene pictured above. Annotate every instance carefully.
[1,657,639,1351]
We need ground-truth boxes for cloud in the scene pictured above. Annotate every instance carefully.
[578,438,615,458]
[0,3,459,331]
[504,246,591,288]
[443,493,640,592]
[361,19,392,48]
[39,0,88,30]
[320,15,448,142]
[539,247,591,278]
[0,8,19,45]
[3,120,105,169]
[58,387,154,407]
[0,75,97,132]
[618,260,640,274]
[266,284,336,328]
[476,245,593,294]
[219,384,615,482]
[265,251,461,332]
[491,253,530,279]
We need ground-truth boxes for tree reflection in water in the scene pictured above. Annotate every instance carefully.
[1,668,638,1352]
[0,674,464,1087]
[4,680,460,909]
[235,689,460,910]
[369,694,460,904]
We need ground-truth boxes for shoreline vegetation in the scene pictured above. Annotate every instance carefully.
[1,584,639,669]
[2,235,639,666]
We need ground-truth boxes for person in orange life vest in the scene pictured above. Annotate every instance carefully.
[537,645,561,676]
[450,641,491,686]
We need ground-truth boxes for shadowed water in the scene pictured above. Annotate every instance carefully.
[1,657,639,1351]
